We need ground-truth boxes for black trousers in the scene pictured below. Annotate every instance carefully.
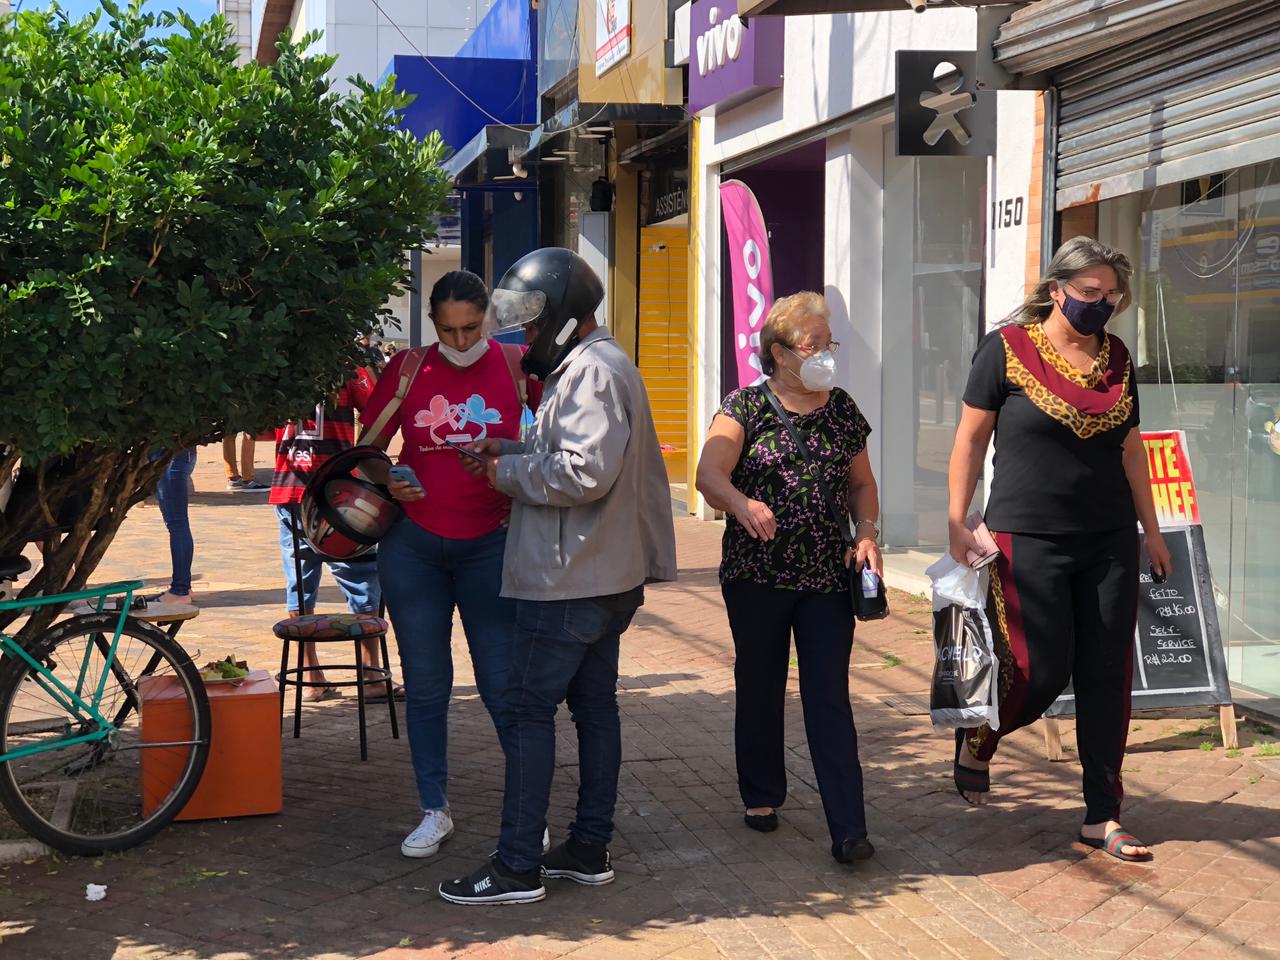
[722,582,867,845]
[965,526,1139,824]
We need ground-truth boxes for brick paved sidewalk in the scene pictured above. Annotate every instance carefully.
[2,445,1279,960]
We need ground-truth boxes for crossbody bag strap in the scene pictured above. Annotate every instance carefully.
[498,342,529,407]
[759,383,854,547]
[358,346,428,449]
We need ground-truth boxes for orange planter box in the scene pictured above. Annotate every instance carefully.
[140,669,283,821]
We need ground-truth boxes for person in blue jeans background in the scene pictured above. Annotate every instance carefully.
[361,270,540,860]
[151,449,197,607]
[441,248,676,906]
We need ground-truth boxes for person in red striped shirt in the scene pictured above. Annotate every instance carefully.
[269,366,386,700]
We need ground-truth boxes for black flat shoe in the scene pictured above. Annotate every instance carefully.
[744,811,778,833]
[833,837,875,863]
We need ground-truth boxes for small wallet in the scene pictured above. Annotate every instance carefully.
[965,513,1000,569]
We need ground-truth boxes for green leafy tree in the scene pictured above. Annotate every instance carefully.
[0,1,450,629]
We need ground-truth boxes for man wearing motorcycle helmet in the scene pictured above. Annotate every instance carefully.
[439,247,677,905]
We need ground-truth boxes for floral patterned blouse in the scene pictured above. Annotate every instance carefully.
[717,385,871,592]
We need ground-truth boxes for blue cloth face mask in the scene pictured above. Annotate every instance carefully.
[1059,289,1116,335]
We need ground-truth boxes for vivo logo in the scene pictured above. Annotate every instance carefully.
[735,238,766,379]
[696,6,745,78]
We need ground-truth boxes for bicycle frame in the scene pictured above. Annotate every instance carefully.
[0,580,142,764]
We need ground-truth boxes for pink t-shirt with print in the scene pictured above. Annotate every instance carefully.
[362,341,540,540]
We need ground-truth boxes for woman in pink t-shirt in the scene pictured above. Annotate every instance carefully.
[363,271,539,861]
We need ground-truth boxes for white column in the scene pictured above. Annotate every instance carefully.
[825,125,886,487]
[690,123,723,520]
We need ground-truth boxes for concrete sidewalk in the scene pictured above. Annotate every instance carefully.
[2,444,1279,960]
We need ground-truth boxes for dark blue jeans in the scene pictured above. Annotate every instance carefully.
[497,587,643,874]
[378,520,515,811]
[154,450,196,596]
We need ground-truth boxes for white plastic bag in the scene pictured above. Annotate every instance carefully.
[926,555,1001,732]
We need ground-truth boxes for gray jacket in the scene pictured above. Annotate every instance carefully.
[494,328,677,602]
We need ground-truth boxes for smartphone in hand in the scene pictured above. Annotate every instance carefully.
[444,438,491,465]
[388,464,424,491]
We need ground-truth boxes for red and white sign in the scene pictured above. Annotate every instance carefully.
[595,0,631,77]
[1142,430,1200,527]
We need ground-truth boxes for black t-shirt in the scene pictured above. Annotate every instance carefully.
[963,324,1139,534]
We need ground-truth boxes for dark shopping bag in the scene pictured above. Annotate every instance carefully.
[926,556,1000,732]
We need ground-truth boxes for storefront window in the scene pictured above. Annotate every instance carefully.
[1099,161,1280,702]
[881,130,985,547]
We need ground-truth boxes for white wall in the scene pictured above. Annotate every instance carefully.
[699,10,978,168]
[324,0,496,94]
[985,90,1041,327]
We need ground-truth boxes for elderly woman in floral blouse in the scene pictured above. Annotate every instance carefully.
[695,291,883,866]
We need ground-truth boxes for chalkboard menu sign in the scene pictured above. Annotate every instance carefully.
[1045,525,1231,717]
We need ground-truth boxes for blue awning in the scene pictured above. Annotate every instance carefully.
[387,54,536,156]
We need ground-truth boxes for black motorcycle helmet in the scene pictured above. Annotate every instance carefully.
[486,247,605,380]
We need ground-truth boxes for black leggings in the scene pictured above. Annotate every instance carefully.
[965,526,1139,824]
[722,582,866,845]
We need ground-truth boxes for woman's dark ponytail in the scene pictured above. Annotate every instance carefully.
[429,270,489,317]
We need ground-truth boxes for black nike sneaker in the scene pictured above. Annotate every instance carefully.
[439,857,546,905]
[541,837,615,886]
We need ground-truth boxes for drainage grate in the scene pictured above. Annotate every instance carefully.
[880,694,931,716]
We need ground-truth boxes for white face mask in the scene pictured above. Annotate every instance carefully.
[788,348,837,391]
[438,337,489,368]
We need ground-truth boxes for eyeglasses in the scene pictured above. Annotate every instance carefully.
[789,340,840,357]
[1065,280,1124,307]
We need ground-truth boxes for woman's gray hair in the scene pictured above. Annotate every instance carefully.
[1004,236,1134,327]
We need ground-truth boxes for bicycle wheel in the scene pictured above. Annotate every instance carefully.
[0,613,211,855]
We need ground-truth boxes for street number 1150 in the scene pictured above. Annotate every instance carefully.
[991,197,1025,229]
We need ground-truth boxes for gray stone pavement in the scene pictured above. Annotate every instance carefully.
[2,444,1280,959]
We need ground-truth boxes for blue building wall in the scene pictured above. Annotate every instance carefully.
[388,54,536,153]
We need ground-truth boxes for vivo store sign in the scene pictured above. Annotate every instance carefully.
[688,0,784,114]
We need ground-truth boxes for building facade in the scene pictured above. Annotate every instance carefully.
[686,7,993,552]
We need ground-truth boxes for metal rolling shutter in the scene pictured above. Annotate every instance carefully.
[1051,0,1280,209]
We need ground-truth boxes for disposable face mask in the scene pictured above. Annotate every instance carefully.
[439,337,490,368]
[788,348,837,391]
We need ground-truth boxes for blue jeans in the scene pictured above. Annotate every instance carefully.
[154,450,196,596]
[377,520,515,811]
[497,587,643,874]
[275,505,380,613]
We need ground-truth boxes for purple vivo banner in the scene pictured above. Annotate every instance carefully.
[720,179,774,390]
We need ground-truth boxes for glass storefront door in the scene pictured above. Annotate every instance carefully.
[1099,161,1280,703]
[881,130,986,547]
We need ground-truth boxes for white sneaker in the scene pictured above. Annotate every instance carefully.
[401,809,454,859]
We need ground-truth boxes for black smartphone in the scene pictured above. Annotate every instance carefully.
[444,438,491,464]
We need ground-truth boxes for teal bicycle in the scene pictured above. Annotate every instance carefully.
[0,556,210,856]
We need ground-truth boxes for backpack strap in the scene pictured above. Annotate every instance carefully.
[358,346,429,449]
[498,342,529,408]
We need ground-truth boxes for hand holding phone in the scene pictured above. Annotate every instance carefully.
[444,438,492,465]
[965,513,1000,569]
[388,465,425,500]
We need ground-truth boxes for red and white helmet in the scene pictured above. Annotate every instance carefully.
[299,447,402,561]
